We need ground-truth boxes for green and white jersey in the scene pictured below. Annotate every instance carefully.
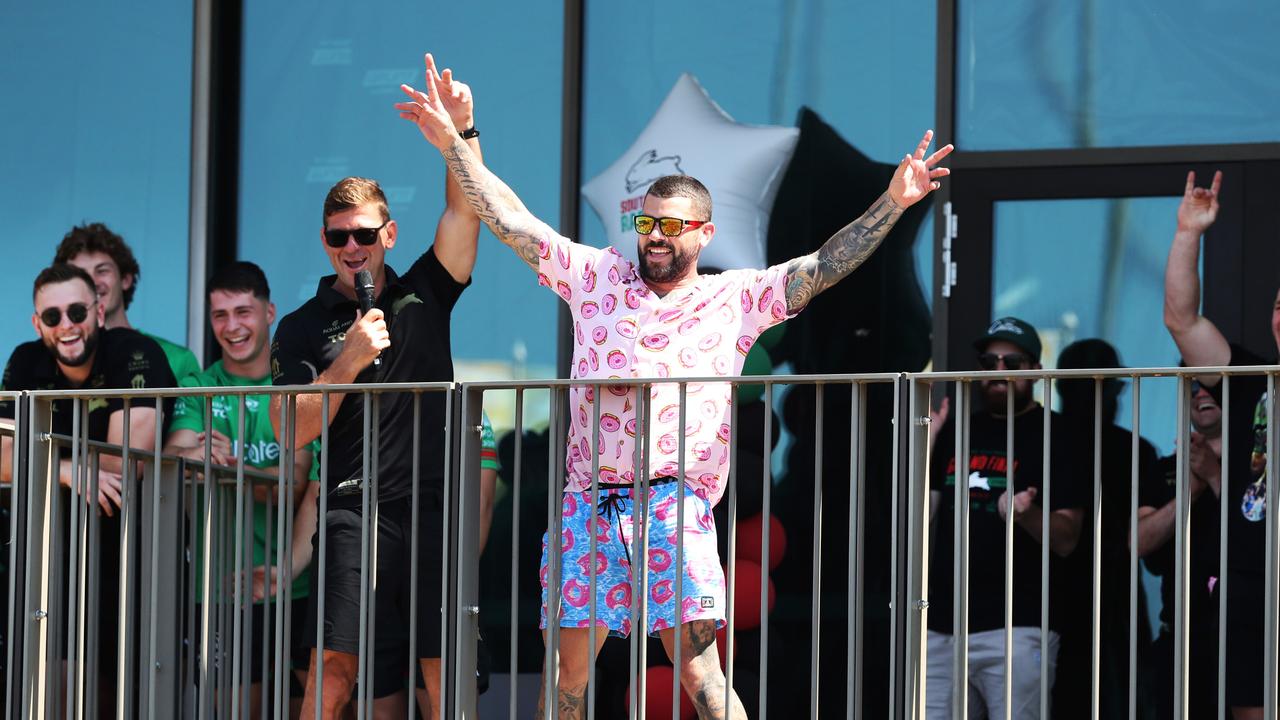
[142,331,202,384]
[173,360,310,600]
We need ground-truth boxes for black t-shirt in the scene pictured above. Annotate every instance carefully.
[928,405,1084,634]
[1217,344,1272,576]
[1141,454,1221,633]
[0,327,177,437]
[271,247,466,507]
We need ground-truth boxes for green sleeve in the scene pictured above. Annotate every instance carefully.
[480,411,500,472]
[168,346,203,384]
[168,376,208,434]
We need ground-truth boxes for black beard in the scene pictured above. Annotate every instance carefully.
[638,243,697,284]
[47,324,100,369]
[981,378,1034,415]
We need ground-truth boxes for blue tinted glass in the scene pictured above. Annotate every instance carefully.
[581,0,936,265]
[0,3,192,356]
[958,1,1280,150]
[992,197,1184,453]
[239,2,563,379]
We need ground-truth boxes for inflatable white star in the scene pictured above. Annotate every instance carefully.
[582,74,799,272]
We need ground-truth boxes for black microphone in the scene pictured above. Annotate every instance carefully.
[354,270,381,368]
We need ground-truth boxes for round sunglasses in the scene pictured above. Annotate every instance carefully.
[38,301,96,328]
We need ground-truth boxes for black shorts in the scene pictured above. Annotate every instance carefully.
[192,601,311,695]
[306,494,444,699]
[1226,569,1265,708]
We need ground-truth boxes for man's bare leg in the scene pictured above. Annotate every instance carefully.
[535,627,608,720]
[659,620,746,720]
[298,648,358,719]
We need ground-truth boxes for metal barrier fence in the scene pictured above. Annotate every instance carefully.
[0,367,1276,718]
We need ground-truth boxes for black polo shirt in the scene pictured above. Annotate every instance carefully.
[0,327,177,438]
[271,246,466,508]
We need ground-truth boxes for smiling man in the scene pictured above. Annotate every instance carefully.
[396,52,951,720]
[270,56,481,719]
[55,223,202,383]
[163,261,318,716]
[0,262,175,713]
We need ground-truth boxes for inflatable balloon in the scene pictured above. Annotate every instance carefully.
[725,559,775,630]
[627,665,696,720]
[582,74,799,273]
[735,512,787,570]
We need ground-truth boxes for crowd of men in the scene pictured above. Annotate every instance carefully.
[0,49,1271,720]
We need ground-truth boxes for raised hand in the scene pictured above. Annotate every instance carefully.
[997,486,1038,522]
[395,53,463,149]
[888,130,953,208]
[1176,170,1222,236]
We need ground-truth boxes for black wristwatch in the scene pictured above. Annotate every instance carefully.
[459,127,480,140]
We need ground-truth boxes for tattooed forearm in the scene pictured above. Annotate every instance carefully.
[784,192,903,312]
[441,137,546,270]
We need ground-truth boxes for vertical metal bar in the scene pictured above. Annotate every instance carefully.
[587,384,602,720]
[231,393,247,720]
[544,387,562,720]
[954,380,970,720]
[1092,378,1103,720]
[118,399,135,720]
[1218,375,1230,720]
[4,396,23,720]
[1002,378,1014,720]
[889,378,902,720]
[408,392,421,720]
[455,385,482,719]
[275,395,297,719]
[20,397,52,720]
[675,382,688,720]
[1040,377,1052,720]
[1265,373,1279,719]
[725,389,739,720]
[509,389,524,720]
[356,391,372,720]
[147,396,167,717]
[848,382,866,720]
[1174,376,1190,720]
[810,384,825,719]
[65,399,83,718]
[759,382,773,720]
[633,386,652,720]
[1128,377,1141,720]
[315,391,331,719]
[198,395,216,718]
[441,387,459,718]
[368,393,383,720]
[905,378,932,719]
[85,448,101,720]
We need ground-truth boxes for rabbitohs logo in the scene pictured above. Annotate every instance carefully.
[618,150,686,233]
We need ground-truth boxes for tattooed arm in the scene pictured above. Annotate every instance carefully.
[783,130,954,312]
[784,192,903,312]
[396,53,553,272]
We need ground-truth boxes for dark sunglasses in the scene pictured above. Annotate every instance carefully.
[324,220,389,248]
[1190,378,1224,403]
[977,351,1030,371]
[38,302,95,328]
[633,215,706,237]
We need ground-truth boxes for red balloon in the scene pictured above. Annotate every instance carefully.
[723,559,775,630]
[626,665,695,720]
[734,513,786,570]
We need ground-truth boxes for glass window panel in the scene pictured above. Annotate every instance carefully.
[581,0,936,251]
[0,3,192,356]
[992,196,1184,453]
[239,1,563,389]
[958,0,1280,150]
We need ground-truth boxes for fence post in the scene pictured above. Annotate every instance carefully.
[904,377,932,719]
[452,386,483,718]
[20,397,54,719]
[138,458,184,718]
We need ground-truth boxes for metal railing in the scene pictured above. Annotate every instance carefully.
[0,366,1275,718]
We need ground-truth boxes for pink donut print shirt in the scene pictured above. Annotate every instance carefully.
[537,233,796,506]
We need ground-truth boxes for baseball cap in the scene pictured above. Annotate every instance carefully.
[973,316,1042,361]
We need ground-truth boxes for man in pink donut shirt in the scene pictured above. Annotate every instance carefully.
[396,52,952,720]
